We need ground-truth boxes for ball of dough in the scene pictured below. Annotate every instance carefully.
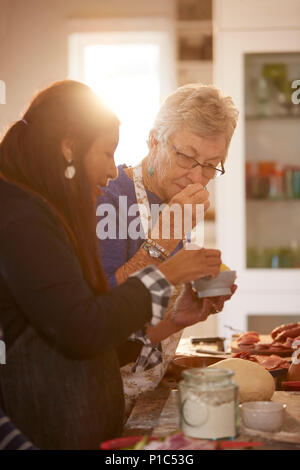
[208,358,275,403]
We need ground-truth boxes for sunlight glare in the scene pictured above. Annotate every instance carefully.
[84,44,161,166]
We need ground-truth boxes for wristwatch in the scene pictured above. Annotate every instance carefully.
[142,239,170,261]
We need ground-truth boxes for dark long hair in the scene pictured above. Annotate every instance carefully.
[0,80,120,295]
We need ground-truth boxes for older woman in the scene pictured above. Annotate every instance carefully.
[97,83,239,414]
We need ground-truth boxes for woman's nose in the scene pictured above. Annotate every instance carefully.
[109,160,118,181]
[188,166,205,184]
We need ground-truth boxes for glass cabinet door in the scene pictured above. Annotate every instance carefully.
[245,52,300,269]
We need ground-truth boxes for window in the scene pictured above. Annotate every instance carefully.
[69,20,176,166]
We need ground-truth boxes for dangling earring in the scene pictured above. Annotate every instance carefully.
[148,165,154,177]
[65,160,76,179]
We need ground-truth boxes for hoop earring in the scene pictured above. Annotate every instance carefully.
[64,161,76,179]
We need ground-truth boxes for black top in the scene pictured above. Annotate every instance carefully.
[0,177,152,357]
[0,177,152,449]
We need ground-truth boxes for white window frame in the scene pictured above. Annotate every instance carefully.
[67,17,177,100]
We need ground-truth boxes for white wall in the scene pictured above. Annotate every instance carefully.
[0,0,175,134]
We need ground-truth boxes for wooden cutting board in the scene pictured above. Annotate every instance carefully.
[230,334,293,357]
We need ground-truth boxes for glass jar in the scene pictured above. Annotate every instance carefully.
[178,368,238,440]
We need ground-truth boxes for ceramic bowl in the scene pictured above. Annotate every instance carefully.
[192,271,237,298]
[239,401,287,432]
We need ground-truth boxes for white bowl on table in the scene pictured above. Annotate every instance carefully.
[192,271,237,298]
[239,401,287,432]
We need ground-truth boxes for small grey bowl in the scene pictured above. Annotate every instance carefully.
[192,271,237,298]
[239,401,287,432]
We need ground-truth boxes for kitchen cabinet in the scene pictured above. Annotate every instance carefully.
[176,19,213,86]
[213,0,300,336]
[175,0,213,86]
[174,0,216,258]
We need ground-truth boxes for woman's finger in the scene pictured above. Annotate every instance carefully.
[231,284,238,294]
[176,183,208,200]
[205,258,222,266]
[202,249,221,257]
[197,298,210,321]
[224,284,238,300]
[185,283,194,293]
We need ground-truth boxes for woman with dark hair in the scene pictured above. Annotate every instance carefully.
[0,80,221,449]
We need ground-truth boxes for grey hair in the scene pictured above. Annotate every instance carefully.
[150,83,239,149]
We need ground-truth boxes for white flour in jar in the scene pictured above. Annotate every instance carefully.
[182,399,236,439]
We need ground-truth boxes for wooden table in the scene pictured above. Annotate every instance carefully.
[123,336,300,449]
[123,376,177,437]
[123,334,300,449]
[123,380,300,449]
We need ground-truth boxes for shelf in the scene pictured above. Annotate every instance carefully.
[176,20,212,33]
[246,114,300,121]
[247,266,300,270]
[177,60,212,70]
[246,198,300,202]
[177,60,213,86]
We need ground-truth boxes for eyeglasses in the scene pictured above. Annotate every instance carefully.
[170,143,225,178]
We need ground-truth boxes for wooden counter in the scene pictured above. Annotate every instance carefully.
[122,377,176,437]
[123,382,300,449]
[123,336,300,449]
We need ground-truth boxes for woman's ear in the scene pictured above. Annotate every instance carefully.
[61,139,74,163]
[148,132,159,154]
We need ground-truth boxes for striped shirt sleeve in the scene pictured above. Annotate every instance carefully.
[0,410,38,450]
[128,265,174,373]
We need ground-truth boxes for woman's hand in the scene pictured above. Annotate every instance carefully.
[159,248,221,286]
[168,183,210,235]
[151,183,210,244]
[171,283,238,327]
[168,183,210,214]
[146,283,238,346]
